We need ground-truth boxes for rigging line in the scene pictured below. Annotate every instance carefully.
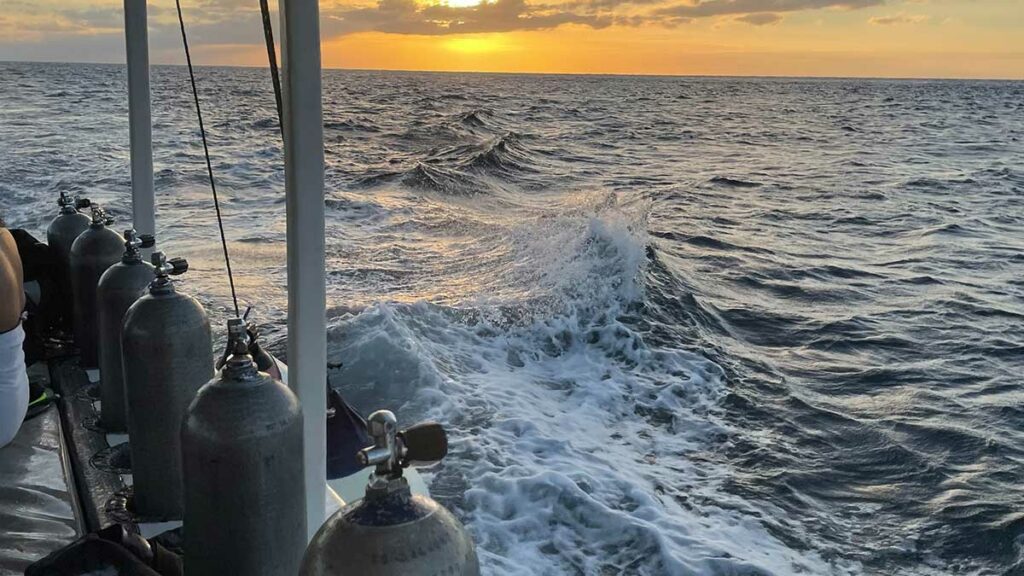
[258,0,285,137]
[174,0,241,318]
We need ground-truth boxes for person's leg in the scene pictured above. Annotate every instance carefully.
[0,324,29,448]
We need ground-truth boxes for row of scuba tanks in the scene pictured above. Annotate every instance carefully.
[47,192,479,576]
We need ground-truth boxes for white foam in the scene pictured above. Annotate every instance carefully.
[328,194,854,575]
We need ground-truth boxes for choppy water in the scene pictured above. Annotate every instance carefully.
[2,61,1024,575]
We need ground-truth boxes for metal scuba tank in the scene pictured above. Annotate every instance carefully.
[47,192,92,328]
[122,251,212,519]
[181,318,306,576]
[97,230,156,432]
[69,204,125,367]
[300,411,480,576]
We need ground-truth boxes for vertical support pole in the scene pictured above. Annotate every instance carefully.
[123,0,155,248]
[280,0,327,540]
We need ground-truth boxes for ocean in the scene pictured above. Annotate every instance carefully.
[2,61,1023,575]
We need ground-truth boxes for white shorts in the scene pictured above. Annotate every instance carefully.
[0,323,29,448]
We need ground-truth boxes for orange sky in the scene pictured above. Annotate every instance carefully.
[1,0,1022,78]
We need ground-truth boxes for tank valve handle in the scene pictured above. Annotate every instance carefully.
[89,204,114,226]
[123,229,156,257]
[75,197,92,210]
[399,422,448,467]
[358,411,449,483]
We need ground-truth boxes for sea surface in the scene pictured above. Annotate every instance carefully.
[2,62,1023,575]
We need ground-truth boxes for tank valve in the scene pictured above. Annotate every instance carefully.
[57,190,90,213]
[358,411,448,489]
[151,251,189,277]
[122,229,156,260]
[89,204,114,226]
[149,251,189,292]
[216,317,259,375]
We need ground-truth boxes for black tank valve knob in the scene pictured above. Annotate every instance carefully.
[168,258,189,275]
[400,422,448,466]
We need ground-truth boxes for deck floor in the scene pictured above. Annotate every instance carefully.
[0,365,81,574]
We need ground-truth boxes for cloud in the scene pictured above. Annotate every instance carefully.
[321,0,612,36]
[656,0,882,18]
[868,13,929,25]
[735,12,783,25]
[0,0,891,52]
[324,0,879,35]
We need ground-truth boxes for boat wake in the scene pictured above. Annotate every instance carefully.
[325,194,846,574]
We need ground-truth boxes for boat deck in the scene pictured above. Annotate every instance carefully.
[0,354,179,573]
[0,363,81,574]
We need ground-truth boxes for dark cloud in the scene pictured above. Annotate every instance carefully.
[735,12,783,25]
[612,13,691,27]
[869,13,927,25]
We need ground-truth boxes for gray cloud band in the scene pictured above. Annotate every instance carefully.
[3,0,886,44]
[321,0,883,35]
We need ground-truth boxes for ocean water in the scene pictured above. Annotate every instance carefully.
[2,62,1023,575]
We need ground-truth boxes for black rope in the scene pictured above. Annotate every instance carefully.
[174,0,241,318]
[258,0,285,137]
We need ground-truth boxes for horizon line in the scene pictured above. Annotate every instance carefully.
[2,59,1022,83]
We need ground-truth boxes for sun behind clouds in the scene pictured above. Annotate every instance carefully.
[442,0,484,8]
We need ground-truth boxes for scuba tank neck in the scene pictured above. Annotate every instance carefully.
[89,204,114,228]
[57,191,90,215]
[220,318,260,381]
[149,251,189,295]
[121,229,156,263]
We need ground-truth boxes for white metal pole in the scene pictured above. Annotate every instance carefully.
[279,0,327,540]
[123,0,155,247]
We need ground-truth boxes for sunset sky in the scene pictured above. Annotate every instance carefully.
[1,0,1021,78]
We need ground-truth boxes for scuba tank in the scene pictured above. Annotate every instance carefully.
[181,318,306,576]
[300,411,480,576]
[69,204,125,368]
[122,251,212,519]
[96,230,156,432]
[46,192,92,329]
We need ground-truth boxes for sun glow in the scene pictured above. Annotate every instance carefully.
[441,0,483,7]
[444,36,508,54]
